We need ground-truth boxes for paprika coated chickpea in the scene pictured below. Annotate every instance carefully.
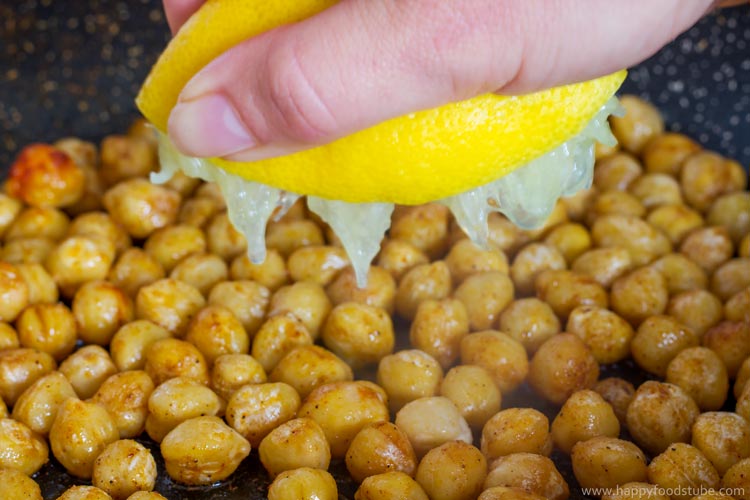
[266,219,325,258]
[628,173,683,209]
[0,467,43,500]
[12,371,77,435]
[57,486,113,500]
[631,315,699,377]
[169,252,228,296]
[710,258,750,301]
[646,204,705,246]
[410,298,469,369]
[587,190,646,223]
[550,390,620,455]
[270,344,353,399]
[102,179,180,239]
[109,320,170,372]
[543,223,592,265]
[210,353,266,401]
[591,214,672,266]
[287,245,350,286]
[376,349,443,412]
[692,412,750,477]
[680,151,746,212]
[593,377,635,427]
[528,334,599,405]
[510,243,567,296]
[461,330,528,394]
[145,376,222,442]
[703,321,750,379]
[16,262,59,305]
[184,305,250,365]
[415,441,488,500]
[267,467,338,500]
[225,382,301,447]
[0,417,49,475]
[667,289,724,338]
[394,396,472,459]
[0,237,56,265]
[680,226,734,274]
[321,302,395,369]
[647,444,720,500]
[345,421,417,483]
[593,153,643,192]
[91,370,155,439]
[99,135,155,186]
[483,453,569,500]
[649,253,708,295]
[72,280,134,346]
[601,483,670,500]
[481,408,552,460]
[666,347,729,411]
[0,261,29,322]
[107,248,165,298]
[610,267,669,326]
[145,225,209,273]
[5,206,70,242]
[59,345,118,399]
[376,238,430,281]
[92,439,157,500]
[610,95,665,155]
[707,191,750,244]
[251,313,313,372]
[143,337,210,386]
[441,365,502,431]
[445,238,509,283]
[454,271,515,331]
[390,204,451,259]
[534,269,609,322]
[498,298,560,354]
[136,278,205,337]
[204,212,248,261]
[17,302,77,361]
[354,471,429,500]
[259,417,331,478]
[395,261,452,320]
[229,249,289,291]
[67,212,131,257]
[326,265,397,314]
[571,437,648,490]
[571,247,634,289]
[267,280,329,338]
[726,287,750,323]
[0,348,56,406]
[641,132,701,177]
[566,306,634,364]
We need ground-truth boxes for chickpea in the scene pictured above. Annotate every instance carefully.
[300,381,390,458]
[461,330,528,393]
[455,271,515,331]
[629,173,684,209]
[161,416,251,485]
[481,408,551,460]
[185,305,249,365]
[498,298,560,354]
[225,382,301,447]
[99,135,155,186]
[726,287,750,323]
[573,437,648,490]
[0,417,49,475]
[229,249,289,291]
[703,321,750,378]
[528,334,599,405]
[177,196,221,228]
[108,248,165,298]
[103,179,180,239]
[416,441,487,500]
[593,377,635,427]
[259,417,331,478]
[408,299,468,368]
[390,204,450,258]
[194,182,226,208]
[711,258,750,301]
[251,313,313,372]
[571,247,633,289]
[445,239,509,283]
[321,302,394,369]
[286,245,349,286]
[707,192,750,244]
[592,214,671,266]
[561,188,598,224]
[267,467,338,500]
[91,370,154,439]
[0,348,56,405]
[45,235,115,297]
[0,467,43,500]
[16,262,58,305]
[610,95,664,154]
[127,493,168,500]
[143,225,206,273]
[722,459,750,500]
[395,396,472,458]
[376,349,443,412]
[0,237,55,265]
[550,390,620,454]
[49,398,119,478]
[611,267,669,325]
[567,306,634,364]
[66,163,105,216]
[692,412,750,476]
[5,206,69,241]
[0,322,18,350]
[376,239,430,281]
[270,345,353,398]
[593,153,643,191]
[441,365,501,431]
[588,190,647,223]
[326,266,396,314]
[508,243,566,297]
[626,381,699,455]
[483,213,530,255]
[67,212,131,256]
[355,472,429,500]
[521,200,569,241]
[209,279,271,336]
[59,345,117,399]
[535,269,609,321]
[265,219,325,258]
[667,289,724,337]
[92,439,157,500]
[211,353,266,400]
[72,281,133,345]
[144,337,210,386]
[681,151,746,212]
[648,444,720,500]
[0,262,29,322]
[6,143,85,208]
[543,223,592,264]
[12,371,76,435]
[345,421,417,482]
[395,261,452,320]
[146,377,222,442]
[483,453,569,500]
[649,253,708,296]
[647,205,705,246]
[666,347,728,411]
[631,315,698,377]
[680,226,734,273]
[109,320,170,371]
[479,487,547,500]
[0,193,22,238]
[163,170,200,198]
[57,486,113,500]
[642,132,701,176]
[136,278,205,337]
[736,357,750,399]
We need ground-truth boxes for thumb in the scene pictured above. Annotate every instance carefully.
[167,0,714,161]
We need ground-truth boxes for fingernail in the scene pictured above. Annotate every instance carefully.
[168,93,256,157]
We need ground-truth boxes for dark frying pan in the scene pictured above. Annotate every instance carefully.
[1,2,749,499]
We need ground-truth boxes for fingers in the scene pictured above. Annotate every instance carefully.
[167,0,714,161]
[163,0,204,34]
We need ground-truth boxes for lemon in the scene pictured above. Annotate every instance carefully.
[137,0,626,205]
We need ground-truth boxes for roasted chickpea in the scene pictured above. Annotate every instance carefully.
[626,381,699,455]
[321,302,394,369]
[109,320,170,371]
[270,344,353,398]
[543,223,592,264]
[667,289,724,337]
[509,243,566,296]
[107,248,165,298]
[703,321,750,378]
[483,453,569,500]
[264,219,324,258]
[103,179,180,239]
[736,357,750,399]
[177,196,222,228]
[594,153,643,192]
[99,135,155,185]
[355,471,429,500]
[441,365,501,431]
[72,281,133,345]
[572,437,647,490]
[390,204,450,258]
[409,298,469,368]
[286,245,349,286]
[45,235,115,297]
[711,258,750,301]
[299,381,390,458]
[67,212,131,256]
[726,287,750,323]
[209,354,265,400]
[629,173,684,209]
[680,226,734,274]
[483,213,530,255]
[666,347,728,411]
[707,192,750,244]
[0,467,43,500]
[592,214,671,266]
[551,390,620,454]
[481,408,551,460]
[162,170,200,198]
[498,298,560,354]
[648,443,720,500]
[611,267,669,325]
[681,151,746,212]
[395,261,452,320]
[325,266,397,314]
[59,345,117,399]
[194,182,226,208]
[16,262,58,305]
[610,95,664,154]
[250,313,313,373]
[567,306,634,364]
[593,378,635,427]
[91,370,154,439]
[5,206,69,241]
[92,439,157,500]
[224,381,300,447]
[144,337,210,386]
[722,459,750,500]
[0,262,29,322]
[588,190,647,223]
[136,278,205,337]
[0,193,22,238]
[692,412,750,476]
[455,271,515,331]
[207,280,269,337]
[461,330,528,393]
[145,377,222,442]
[631,315,698,377]
[445,239,509,284]
[535,269,609,321]
[16,302,76,362]
[161,416,251,485]
[268,467,338,500]
[416,441,487,500]
[127,492,168,500]
[57,486,113,500]
[143,225,205,273]
[0,237,56,265]
[0,417,49,475]
[229,249,289,291]
[0,348,56,405]
[571,247,633,289]
[259,417,331,478]
[0,322,18,350]
[561,188,598,224]
[376,349,443,412]
[66,163,104,216]
[6,144,85,208]
[648,253,707,296]
[394,396,472,458]
[375,239,430,282]
[185,305,249,365]
[345,421,417,482]
[646,204,705,245]
[55,136,97,168]
[12,371,76,435]
[522,201,569,241]
[479,487,547,500]
[528,334,599,405]
[642,131,703,176]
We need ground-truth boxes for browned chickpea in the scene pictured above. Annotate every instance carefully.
[144,338,210,386]
[445,239,509,284]
[321,302,394,369]
[270,345,353,399]
[17,303,76,361]
[107,248,165,298]
[0,193,22,238]
[209,280,270,337]
[355,471,429,500]
[92,439,156,500]
[326,266,397,314]
[567,306,634,364]
[667,289,724,337]
[648,443,720,500]
[410,298,469,368]
[210,353,266,401]
[647,204,705,246]
[441,365,501,431]
[680,226,734,273]
[0,262,29,322]
[204,211,247,261]
[593,153,643,192]
[59,345,117,399]
[143,224,206,273]
[267,467,338,500]
[561,188,598,224]
[12,371,76,435]
[230,249,288,291]
[592,215,672,266]
[479,487,547,500]
[16,262,58,305]
[481,408,552,460]
[67,212,131,256]
[72,281,133,346]
[461,330,528,393]
[376,350,443,412]
[535,269,609,321]
[6,144,85,208]
[109,320,170,371]
[103,179,180,239]
[395,261,452,320]
[169,252,228,296]
[194,182,225,208]
[346,421,417,482]
[666,347,728,412]
[390,204,450,259]
[267,281,328,338]
[611,96,665,154]
[572,247,633,289]
[692,412,750,476]
[485,212,530,255]
[99,135,155,186]
[499,298,560,354]
[611,267,668,325]
[483,453,569,500]
[0,466,43,500]
[711,258,750,301]
[0,417,49,475]
[681,151,746,212]
[550,390,620,454]
[57,486,113,500]
[259,417,331,478]
[629,173,684,209]
[601,482,670,500]
[91,370,155,439]
[0,348,56,405]
[510,243,567,296]
[455,271,514,331]
[265,219,325,258]
[650,253,708,296]
[722,459,750,500]
[46,235,116,298]
[251,313,313,373]
[631,315,698,377]
[5,206,69,241]
[394,396,472,458]
[376,238,430,281]
[163,170,200,198]
[642,132,701,176]
[626,381,699,455]
[528,334,599,405]
[287,245,349,286]
[736,358,750,400]
[707,192,750,244]
[587,190,646,223]
[416,441,487,500]
[66,163,104,216]
[703,321,750,378]
[595,139,621,160]
[146,377,222,442]
[726,287,750,323]
[571,437,648,489]
[185,305,249,365]
[593,377,635,427]
[136,278,205,337]
[0,237,56,265]
[177,196,221,228]
[543,223,592,264]
[0,322,19,350]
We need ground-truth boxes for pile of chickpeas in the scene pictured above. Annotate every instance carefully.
[1,94,750,500]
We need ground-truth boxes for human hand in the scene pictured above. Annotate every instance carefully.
[164,0,731,162]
